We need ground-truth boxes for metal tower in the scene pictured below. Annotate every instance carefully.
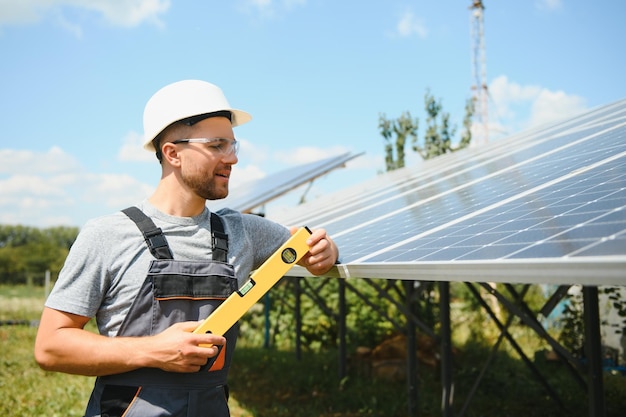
[470,0,488,144]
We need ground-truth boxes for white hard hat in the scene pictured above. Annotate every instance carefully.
[142,80,252,151]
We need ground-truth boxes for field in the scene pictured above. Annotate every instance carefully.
[2,285,625,417]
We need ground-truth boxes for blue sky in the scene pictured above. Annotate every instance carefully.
[1,0,624,228]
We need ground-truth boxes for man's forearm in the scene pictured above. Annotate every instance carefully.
[34,309,225,376]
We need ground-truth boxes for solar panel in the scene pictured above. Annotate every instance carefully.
[208,152,361,213]
[274,100,626,285]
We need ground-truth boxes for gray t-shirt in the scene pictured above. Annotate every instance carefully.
[45,200,291,337]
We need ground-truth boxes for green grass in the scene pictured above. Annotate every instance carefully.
[0,285,45,321]
[2,285,626,417]
[229,347,424,417]
[0,285,91,416]
[228,342,626,417]
[1,324,91,416]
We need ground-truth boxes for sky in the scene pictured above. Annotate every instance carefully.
[1,0,625,228]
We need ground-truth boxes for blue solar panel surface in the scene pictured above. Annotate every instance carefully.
[273,100,626,283]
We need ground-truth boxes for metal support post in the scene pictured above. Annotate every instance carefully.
[439,281,453,416]
[404,280,419,416]
[295,278,302,360]
[583,286,605,417]
[338,279,347,379]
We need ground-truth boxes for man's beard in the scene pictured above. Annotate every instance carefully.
[181,167,229,200]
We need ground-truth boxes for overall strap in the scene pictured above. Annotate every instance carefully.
[210,212,228,263]
[122,207,229,262]
[122,207,174,260]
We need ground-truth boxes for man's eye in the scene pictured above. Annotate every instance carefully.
[209,140,226,151]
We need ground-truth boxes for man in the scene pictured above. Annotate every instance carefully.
[34,79,339,416]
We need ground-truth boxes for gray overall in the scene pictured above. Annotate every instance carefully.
[84,207,238,417]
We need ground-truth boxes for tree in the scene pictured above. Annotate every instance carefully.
[379,111,418,171]
[0,225,78,284]
[379,90,474,171]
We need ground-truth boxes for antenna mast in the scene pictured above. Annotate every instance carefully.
[470,0,488,144]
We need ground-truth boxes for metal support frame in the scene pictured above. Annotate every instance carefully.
[480,283,587,384]
[458,297,514,416]
[464,283,569,413]
[276,276,608,417]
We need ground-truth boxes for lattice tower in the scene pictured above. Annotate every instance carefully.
[470,0,488,144]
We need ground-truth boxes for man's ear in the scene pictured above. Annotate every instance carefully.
[161,142,181,167]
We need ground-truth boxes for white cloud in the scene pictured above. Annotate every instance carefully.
[344,152,381,171]
[396,10,428,39]
[118,131,155,162]
[229,164,267,190]
[88,0,170,27]
[528,89,586,127]
[81,172,153,208]
[0,0,170,29]
[0,147,81,175]
[487,75,587,138]
[0,146,154,227]
[238,137,269,165]
[535,0,563,11]
[0,1,43,26]
[0,174,68,198]
[56,11,83,37]
[0,170,78,226]
[238,0,306,19]
[274,145,351,165]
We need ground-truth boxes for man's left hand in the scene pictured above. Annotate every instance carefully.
[291,227,339,276]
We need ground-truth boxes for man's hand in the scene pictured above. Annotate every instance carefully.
[143,321,225,373]
[291,227,339,276]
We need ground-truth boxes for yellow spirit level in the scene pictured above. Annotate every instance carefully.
[193,226,312,340]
